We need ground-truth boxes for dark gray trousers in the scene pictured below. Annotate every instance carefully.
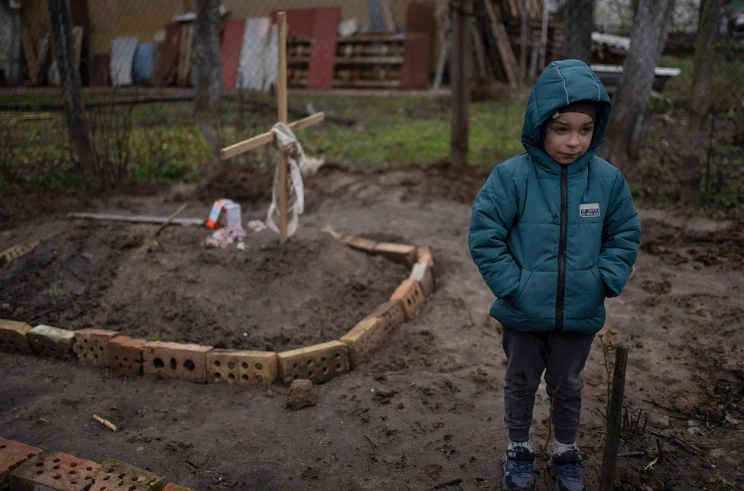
[502,327,595,444]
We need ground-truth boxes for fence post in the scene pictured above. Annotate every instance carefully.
[450,0,472,168]
[601,345,629,491]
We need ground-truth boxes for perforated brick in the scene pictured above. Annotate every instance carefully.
[368,300,407,332]
[10,452,100,491]
[73,329,119,367]
[340,235,378,253]
[0,437,43,490]
[206,350,277,385]
[89,458,164,491]
[277,341,349,385]
[390,279,425,320]
[373,242,417,266]
[410,260,435,297]
[163,484,195,491]
[108,336,147,377]
[340,317,390,368]
[143,342,212,384]
[0,319,32,354]
[417,246,435,269]
[28,325,75,360]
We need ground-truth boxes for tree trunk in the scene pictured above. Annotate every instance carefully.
[602,0,675,172]
[519,0,528,83]
[563,0,595,63]
[47,0,95,184]
[193,0,224,114]
[450,0,472,167]
[679,0,722,207]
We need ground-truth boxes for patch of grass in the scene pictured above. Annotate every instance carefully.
[45,283,67,299]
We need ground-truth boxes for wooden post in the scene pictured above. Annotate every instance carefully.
[277,12,289,241]
[450,0,472,168]
[519,0,528,84]
[601,345,629,491]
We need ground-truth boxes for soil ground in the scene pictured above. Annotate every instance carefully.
[1,165,743,491]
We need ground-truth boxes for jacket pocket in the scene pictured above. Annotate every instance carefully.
[564,268,605,321]
[508,270,557,320]
[506,269,533,306]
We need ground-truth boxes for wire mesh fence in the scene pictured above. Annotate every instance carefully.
[0,0,742,211]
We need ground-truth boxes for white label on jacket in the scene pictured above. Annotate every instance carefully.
[580,203,600,218]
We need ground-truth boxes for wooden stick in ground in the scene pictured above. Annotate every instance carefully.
[93,414,119,432]
[600,345,629,491]
[154,203,189,237]
[277,11,289,241]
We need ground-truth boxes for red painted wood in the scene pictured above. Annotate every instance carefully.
[401,3,436,89]
[221,19,246,90]
[307,8,339,90]
[160,23,181,86]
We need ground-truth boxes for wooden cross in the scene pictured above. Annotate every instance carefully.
[220,12,325,240]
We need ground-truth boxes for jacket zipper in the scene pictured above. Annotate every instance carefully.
[556,166,568,331]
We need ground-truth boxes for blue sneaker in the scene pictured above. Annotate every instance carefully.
[502,445,536,490]
[547,449,587,491]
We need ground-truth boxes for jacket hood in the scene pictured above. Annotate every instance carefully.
[522,60,612,176]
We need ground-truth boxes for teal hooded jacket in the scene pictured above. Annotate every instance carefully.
[468,60,641,334]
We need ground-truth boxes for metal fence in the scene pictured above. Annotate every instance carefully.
[0,0,742,209]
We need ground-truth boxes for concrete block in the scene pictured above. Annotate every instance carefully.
[410,260,435,297]
[206,350,277,385]
[367,300,407,332]
[27,325,75,360]
[0,319,32,354]
[89,458,164,491]
[108,336,147,377]
[342,316,398,369]
[163,484,195,491]
[10,452,100,491]
[0,437,43,490]
[143,342,212,384]
[73,329,119,367]
[277,341,349,385]
[373,242,417,266]
[417,246,435,269]
[390,279,425,320]
[340,235,378,253]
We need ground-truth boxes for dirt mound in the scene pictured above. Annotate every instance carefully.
[0,223,407,351]
[196,164,273,203]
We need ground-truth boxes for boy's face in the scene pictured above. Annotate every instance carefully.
[544,113,595,165]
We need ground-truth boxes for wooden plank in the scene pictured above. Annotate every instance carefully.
[160,23,181,86]
[401,2,436,89]
[67,213,204,226]
[221,19,246,90]
[21,26,40,85]
[278,12,289,240]
[335,56,403,64]
[307,8,339,90]
[332,80,401,88]
[379,0,397,33]
[177,23,194,87]
[220,111,326,160]
[484,0,519,86]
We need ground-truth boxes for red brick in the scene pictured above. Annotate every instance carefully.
[89,458,163,491]
[277,341,349,385]
[0,437,43,490]
[0,319,32,354]
[416,246,435,269]
[390,279,425,320]
[107,336,147,377]
[373,243,417,266]
[410,260,435,297]
[206,350,277,385]
[10,452,100,491]
[143,342,212,384]
[73,329,119,367]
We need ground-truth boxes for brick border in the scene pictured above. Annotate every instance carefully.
[0,237,435,386]
[1,436,194,491]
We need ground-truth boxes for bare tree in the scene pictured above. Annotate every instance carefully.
[602,0,675,172]
[679,0,723,207]
[193,0,224,114]
[563,0,595,63]
[47,0,95,184]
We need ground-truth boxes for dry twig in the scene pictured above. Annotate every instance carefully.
[93,414,119,432]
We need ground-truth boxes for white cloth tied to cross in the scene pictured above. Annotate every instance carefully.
[266,122,306,237]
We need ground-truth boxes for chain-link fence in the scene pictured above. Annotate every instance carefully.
[0,0,743,211]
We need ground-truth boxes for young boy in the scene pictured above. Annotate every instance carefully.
[468,60,641,491]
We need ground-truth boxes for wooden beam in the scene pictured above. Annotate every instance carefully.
[484,0,519,86]
[67,212,204,226]
[277,11,289,240]
[220,112,324,160]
